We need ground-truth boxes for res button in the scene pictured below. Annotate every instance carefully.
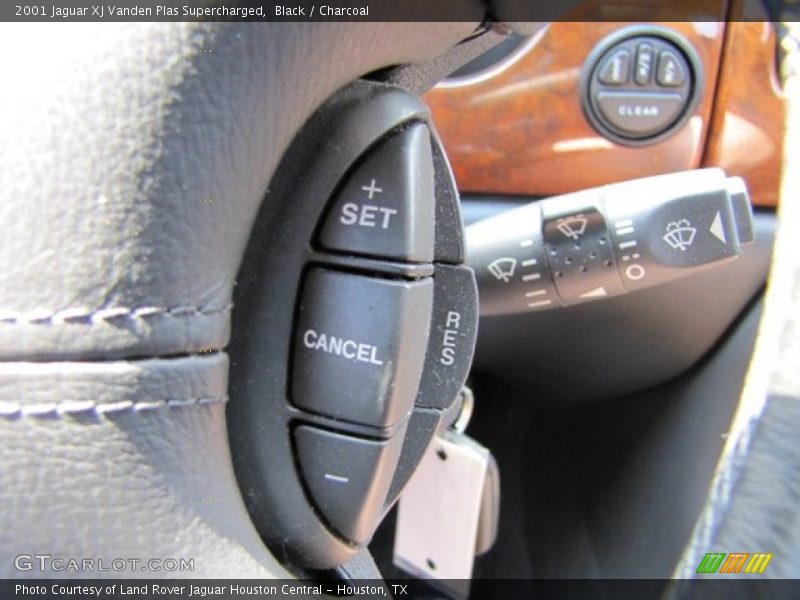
[415,265,478,410]
[319,124,436,263]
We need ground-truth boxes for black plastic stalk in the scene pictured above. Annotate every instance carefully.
[467,169,755,316]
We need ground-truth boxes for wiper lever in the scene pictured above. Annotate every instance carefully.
[467,169,754,316]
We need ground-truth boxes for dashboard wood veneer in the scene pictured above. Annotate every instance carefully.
[701,21,784,207]
[426,20,783,208]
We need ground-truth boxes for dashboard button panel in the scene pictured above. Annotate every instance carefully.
[582,27,701,145]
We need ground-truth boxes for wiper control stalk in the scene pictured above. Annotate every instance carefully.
[467,169,754,316]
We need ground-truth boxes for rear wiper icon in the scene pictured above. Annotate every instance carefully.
[488,257,517,283]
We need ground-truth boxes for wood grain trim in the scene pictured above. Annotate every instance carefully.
[425,22,727,198]
[701,21,784,207]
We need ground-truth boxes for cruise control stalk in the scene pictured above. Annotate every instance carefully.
[467,169,754,316]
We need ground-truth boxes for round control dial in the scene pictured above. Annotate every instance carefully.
[582,28,702,145]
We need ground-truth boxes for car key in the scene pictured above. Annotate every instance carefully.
[394,388,500,599]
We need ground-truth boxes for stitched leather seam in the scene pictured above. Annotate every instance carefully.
[0,396,227,418]
[0,303,233,325]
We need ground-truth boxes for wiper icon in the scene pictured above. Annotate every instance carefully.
[556,215,588,240]
[663,219,697,251]
[488,257,517,283]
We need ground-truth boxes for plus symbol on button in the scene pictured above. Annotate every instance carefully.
[361,179,383,200]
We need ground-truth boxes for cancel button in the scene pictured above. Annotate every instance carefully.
[301,329,383,365]
[292,269,433,429]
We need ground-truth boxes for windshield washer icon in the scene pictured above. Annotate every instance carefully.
[488,257,517,283]
[662,219,698,251]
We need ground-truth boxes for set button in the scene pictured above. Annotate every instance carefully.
[319,124,435,263]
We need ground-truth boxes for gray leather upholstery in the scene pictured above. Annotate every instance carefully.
[0,21,478,577]
[0,354,286,577]
[0,21,476,362]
